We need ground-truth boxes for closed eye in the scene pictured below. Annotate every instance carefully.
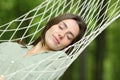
[59,25,63,30]
[67,36,71,40]
[58,22,67,30]
[66,34,73,41]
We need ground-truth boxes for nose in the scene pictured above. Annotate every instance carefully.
[58,31,65,39]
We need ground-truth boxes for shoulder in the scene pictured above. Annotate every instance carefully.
[47,51,70,59]
[55,51,68,57]
[0,42,24,50]
[0,42,20,47]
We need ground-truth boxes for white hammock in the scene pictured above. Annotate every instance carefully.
[0,0,120,80]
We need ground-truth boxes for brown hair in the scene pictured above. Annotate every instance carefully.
[32,13,87,53]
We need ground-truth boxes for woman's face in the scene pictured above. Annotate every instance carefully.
[45,19,80,51]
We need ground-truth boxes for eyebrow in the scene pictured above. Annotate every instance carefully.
[62,22,75,38]
[62,22,68,29]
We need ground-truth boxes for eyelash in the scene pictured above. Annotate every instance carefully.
[58,24,73,40]
[59,25,63,30]
[67,34,72,40]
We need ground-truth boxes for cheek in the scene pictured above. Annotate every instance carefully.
[50,25,58,30]
[45,26,56,37]
[61,39,72,47]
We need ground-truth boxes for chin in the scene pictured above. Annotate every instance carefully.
[48,43,62,51]
[49,45,61,51]
[45,41,57,50]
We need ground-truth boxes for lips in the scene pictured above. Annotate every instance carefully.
[52,35,60,44]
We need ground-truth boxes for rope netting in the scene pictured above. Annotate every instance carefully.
[0,0,120,79]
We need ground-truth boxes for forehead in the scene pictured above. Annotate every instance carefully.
[61,19,80,36]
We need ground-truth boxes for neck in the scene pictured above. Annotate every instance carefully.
[25,41,50,56]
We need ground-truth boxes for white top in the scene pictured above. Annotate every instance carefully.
[0,42,70,80]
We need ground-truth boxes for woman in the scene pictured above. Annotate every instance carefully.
[0,13,87,80]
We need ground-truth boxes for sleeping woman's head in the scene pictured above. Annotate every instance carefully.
[32,13,87,51]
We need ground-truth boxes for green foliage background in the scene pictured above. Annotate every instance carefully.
[0,0,120,80]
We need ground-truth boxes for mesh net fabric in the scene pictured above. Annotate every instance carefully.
[0,0,120,80]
